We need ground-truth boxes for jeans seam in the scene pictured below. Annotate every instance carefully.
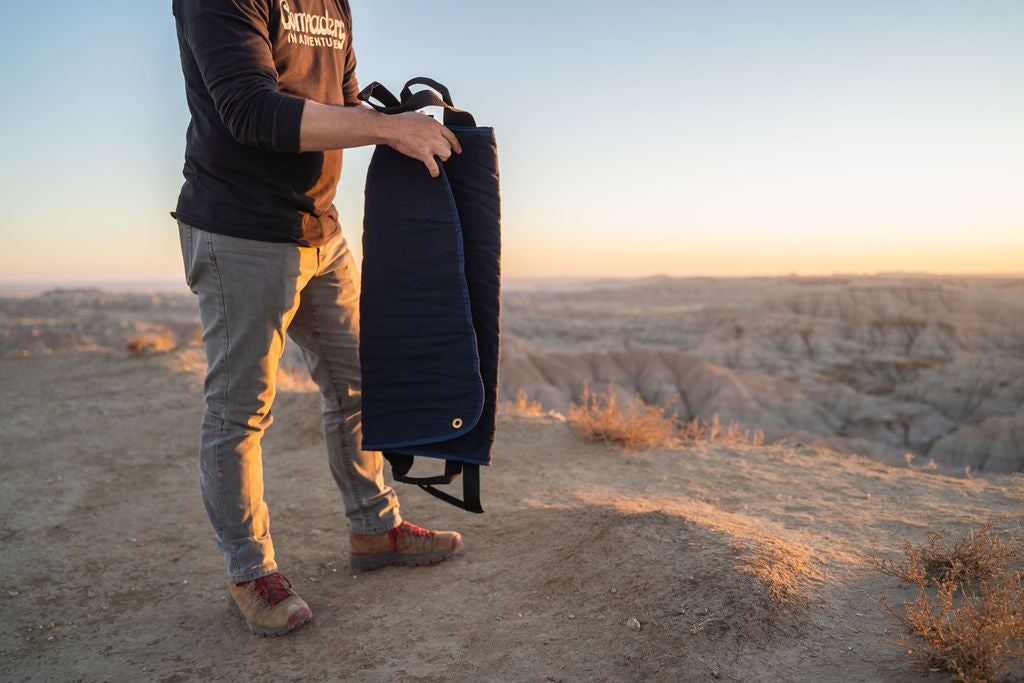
[208,231,236,576]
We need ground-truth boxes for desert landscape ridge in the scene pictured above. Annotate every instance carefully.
[5,274,1022,473]
[499,274,1024,474]
[1,275,1023,680]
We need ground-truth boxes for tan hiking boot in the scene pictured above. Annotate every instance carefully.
[349,521,462,571]
[227,572,312,637]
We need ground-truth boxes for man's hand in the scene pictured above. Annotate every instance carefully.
[384,111,462,178]
[299,101,461,178]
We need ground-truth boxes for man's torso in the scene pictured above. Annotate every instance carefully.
[173,0,358,246]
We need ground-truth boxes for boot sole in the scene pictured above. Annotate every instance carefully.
[228,596,313,637]
[350,535,462,571]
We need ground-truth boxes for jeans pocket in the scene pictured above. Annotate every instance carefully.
[178,222,195,288]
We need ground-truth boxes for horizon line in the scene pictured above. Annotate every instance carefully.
[2,270,1024,295]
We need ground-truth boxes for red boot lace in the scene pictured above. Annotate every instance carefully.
[387,522,436,551]
[236,572,293,606]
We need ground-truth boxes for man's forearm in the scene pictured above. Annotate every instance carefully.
[298,101,395,151]
[298,100,462,178]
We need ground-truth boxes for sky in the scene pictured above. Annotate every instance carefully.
[1,0,1022,284]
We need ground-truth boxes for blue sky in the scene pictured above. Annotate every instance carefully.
[1,1,1022,283]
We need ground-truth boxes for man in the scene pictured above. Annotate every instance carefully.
[172,0,463,637]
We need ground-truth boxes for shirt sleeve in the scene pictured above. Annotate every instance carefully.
[175,0,305,151]
[341,2,359,105]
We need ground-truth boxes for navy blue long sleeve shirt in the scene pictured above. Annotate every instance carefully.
[172,0,358,245]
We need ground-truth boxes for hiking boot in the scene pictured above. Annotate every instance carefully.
[349,521,462,571]
[227,572,312,637]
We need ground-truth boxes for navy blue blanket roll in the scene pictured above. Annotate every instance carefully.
[359,79,500,512]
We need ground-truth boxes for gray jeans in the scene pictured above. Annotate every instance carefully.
[178,222,401,582]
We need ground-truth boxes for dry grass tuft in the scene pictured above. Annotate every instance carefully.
[499,389,546,419]
[870,521,1024,682]
[171,348,207,379]
[125,332,176,354]
[568,384,678,450]
[568,383,765,450]
[743,541,816,612]
[679,413,765,446]
[905,452,938,471]
[867,521,1021,585]
[880,572,1024,683]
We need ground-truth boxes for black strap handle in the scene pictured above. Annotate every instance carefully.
[383,451,484,513]
[400,77,453,106]
[420,464,482,514]
[359,81,401,109]
[358,77,476,127]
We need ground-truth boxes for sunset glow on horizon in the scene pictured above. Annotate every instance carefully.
[1,1,1022,283]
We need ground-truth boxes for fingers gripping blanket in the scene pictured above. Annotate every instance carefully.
[359,79,500,512]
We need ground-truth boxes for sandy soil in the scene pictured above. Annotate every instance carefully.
[2,348,1023,681]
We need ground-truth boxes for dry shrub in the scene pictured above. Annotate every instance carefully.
[679,413,765,446]
[867,521,1021,585]
[870,522,1024,682]
[125,332,176,353]
[568,383,765,450]
[500,389,546,419]
[568,383,678,450]
[905,452,939,471]
[880,572,1024,683]
[172,348,207,379]
[744,542,815,612]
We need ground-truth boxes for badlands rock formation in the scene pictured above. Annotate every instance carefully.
[499,275,1024,472]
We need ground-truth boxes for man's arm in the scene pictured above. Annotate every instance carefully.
[296,0,459,177]
[176,0,459,177]
[299,102,461,179]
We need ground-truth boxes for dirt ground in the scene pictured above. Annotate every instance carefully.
[2,350,1023,681]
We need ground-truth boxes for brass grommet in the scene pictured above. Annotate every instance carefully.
[452,417,463,429]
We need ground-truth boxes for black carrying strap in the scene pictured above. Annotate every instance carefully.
[384,451,484,513]
[358,81,401,109]
[358,77,476,127]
